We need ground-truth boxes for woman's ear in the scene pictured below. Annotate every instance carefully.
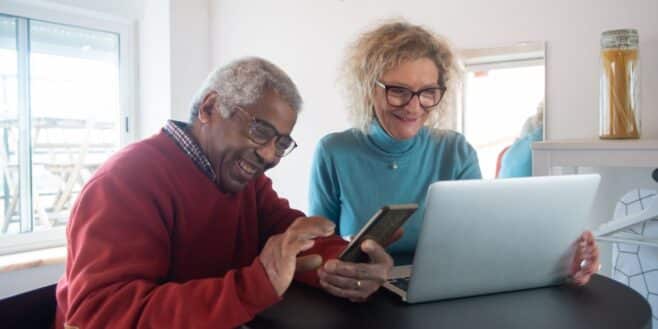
[198,91,219,124]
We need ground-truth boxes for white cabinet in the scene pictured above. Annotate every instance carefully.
[532,139,658,276]
[533,139,658,172]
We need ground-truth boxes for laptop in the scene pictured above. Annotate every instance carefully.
[383,174,601,303]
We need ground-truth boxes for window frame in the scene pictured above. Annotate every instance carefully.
[0,1,136,255]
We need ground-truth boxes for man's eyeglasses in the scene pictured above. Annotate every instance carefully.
[375,80,446,110]
[233,106,298,157]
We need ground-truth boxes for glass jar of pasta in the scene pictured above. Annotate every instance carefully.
[599,29,640,139]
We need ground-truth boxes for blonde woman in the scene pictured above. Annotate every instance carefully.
[309,21,599,286]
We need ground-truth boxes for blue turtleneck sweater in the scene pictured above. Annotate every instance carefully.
[308,120,482,258]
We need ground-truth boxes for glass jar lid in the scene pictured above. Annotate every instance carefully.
[601,29,639,49]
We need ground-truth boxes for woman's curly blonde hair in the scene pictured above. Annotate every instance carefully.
[341,20,462,132]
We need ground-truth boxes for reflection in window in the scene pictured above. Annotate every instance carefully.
[462,64,545,179]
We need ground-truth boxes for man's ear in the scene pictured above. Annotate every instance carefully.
[197,91,219,124]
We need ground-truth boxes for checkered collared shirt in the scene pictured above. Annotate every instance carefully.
[163,120,217,183]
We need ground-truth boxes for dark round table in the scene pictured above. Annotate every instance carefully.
[247,275,652,329]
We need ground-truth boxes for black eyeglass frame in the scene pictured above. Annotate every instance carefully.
[374,80,447,110]
[233,106,298,157]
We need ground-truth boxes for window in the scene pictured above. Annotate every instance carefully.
[0,8,134,255]
[460,43,545,179]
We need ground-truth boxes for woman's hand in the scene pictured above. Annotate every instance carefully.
[318,239,393,302]
[570,231,600,286]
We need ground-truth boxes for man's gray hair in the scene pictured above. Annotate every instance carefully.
[190,57,302,122]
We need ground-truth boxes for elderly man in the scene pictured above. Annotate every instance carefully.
[55,57,393,329]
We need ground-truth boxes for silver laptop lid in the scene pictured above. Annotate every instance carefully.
[406,174,600,303]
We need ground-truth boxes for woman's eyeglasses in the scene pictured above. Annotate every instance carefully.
[375,80,446,110]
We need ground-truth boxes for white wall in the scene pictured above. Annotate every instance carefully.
[0,264,63,298]
[138,0,171,137]
[210,0,658,213]
[138,0,210,137]
[170,0,210,122]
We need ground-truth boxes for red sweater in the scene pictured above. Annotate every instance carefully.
[54,131,346,329]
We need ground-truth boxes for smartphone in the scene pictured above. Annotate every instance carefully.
[338,204,418,263]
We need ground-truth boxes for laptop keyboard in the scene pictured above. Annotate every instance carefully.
[388,277,410,291]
